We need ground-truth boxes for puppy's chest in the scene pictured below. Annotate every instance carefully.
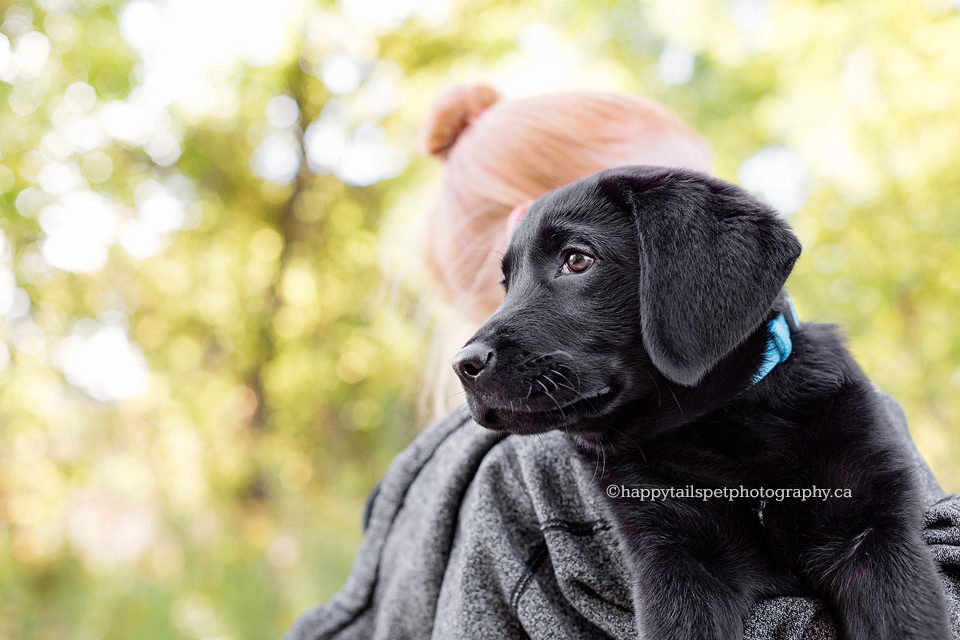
[608,420,796,489]
[598,418,827,567]
[599,452,810,571]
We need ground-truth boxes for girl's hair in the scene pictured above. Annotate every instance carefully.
[415,84,712,416]
[419,84,712,324]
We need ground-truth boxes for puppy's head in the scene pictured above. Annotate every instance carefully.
[453,165,801,439]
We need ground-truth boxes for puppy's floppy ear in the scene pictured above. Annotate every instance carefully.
[597,165,802,386]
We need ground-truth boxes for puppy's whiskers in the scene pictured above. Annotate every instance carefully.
[458,236,504,258]
[592,433,607,481]
[544,375,560,392]
[609,424,647,461]
[456,240,505,275]
[548,368,578,393]
[554,362,583,389]
[445,243,504,280]
[665,382,685,420]
[645,372,662,408]
[536,377,566,419]
[600,436,607,478]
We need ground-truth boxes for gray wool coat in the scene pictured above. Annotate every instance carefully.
[286,393,960,639]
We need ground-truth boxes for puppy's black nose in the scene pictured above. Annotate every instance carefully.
[453,342,495,385]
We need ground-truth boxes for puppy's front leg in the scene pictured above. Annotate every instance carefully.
[605,496,779,640]
[803,520,951,640]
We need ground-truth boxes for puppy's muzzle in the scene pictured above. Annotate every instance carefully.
[453,341,495,386]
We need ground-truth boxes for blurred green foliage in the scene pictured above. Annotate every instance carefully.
[0,0,958,638]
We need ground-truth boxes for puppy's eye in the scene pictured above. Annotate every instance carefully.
[561,251,595,275]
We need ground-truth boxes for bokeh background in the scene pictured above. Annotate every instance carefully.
[1,0,959,637]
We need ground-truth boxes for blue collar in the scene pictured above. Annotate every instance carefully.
[751,299,799,385]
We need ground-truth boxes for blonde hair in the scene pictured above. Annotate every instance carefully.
[415,85,712,416]
[419,84,712,324]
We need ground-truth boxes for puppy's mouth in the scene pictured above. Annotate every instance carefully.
[471,384,618,434]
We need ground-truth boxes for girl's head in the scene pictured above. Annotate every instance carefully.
[419,84,712,323]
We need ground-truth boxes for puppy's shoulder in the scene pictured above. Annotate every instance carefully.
[772,322,916,452]
[755,321,880,425]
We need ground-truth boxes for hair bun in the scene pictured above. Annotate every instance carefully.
[420,84,502,160]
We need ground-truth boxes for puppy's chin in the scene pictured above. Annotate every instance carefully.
[467,402,564,435]
[464,385,620,436]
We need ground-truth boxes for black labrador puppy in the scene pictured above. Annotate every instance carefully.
[452,166,951,639]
